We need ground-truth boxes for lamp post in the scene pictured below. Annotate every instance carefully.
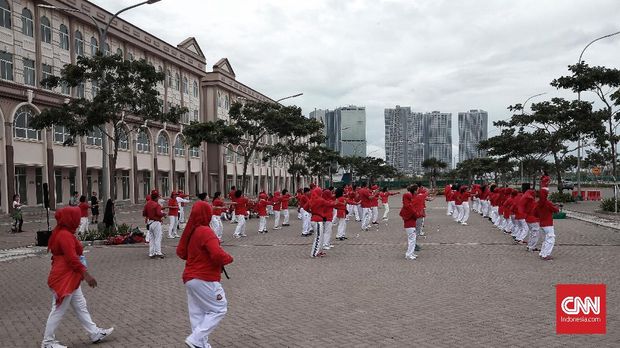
[38,0,162,202]
[270,93,303,192]
[575,30,620,201]
[519,92,547,184]
[276,93,303,103]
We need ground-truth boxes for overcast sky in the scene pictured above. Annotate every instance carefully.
[92,0,620,162]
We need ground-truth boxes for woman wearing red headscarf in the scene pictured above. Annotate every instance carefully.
[177,201,233,348]
[400,185,420,260]
[42,207,113,348]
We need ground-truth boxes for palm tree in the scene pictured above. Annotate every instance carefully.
[422,157,448,189]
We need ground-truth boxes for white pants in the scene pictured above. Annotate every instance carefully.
[300,208,311,234]
[311,221,324,257]
[447,201,456,215]
[405,227,417,258]
[416,217,425,235]
[233,215,246,236]
[323,221,333,247]
[460,202,470,223]
[185,279,227,348]
[148,221,163,257]
[78,217,89,234]
[210,216,223,240]
[454,205,463,222]
[334,217,347,238]
[481,200,490,217]
[540,226,556,257]
[230,210,236,224]
[371,207,379,223]
[357,205,363,221]
[273,210,281,228]
[515,219,529,241]
[297,209,302,220]
[382,203,390,219]
[168,215,178,238]
[472,198,479,213]
[258,216,267,232]
[361,208,372,230]
[267,205,273,215]
[282,209,290,225]
[527,222,541,249]
[42,287,100,344]
[179,207,186,223]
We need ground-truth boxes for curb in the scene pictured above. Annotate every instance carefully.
[563,209,620,231]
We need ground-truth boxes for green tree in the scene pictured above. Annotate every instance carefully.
[305,146,342,186]
[552,63,620,178]
[31,54,185,200]
[422,157,448,189]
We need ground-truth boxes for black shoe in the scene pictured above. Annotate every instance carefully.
[301,233,310,237]
[282,224,290,226]
[342,236,348,240]
[414,244,421,251]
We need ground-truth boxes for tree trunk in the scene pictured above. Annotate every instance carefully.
[110,129,119,201]
[609,112,617,180]
[553,152,563,194]
[242,154,250,194]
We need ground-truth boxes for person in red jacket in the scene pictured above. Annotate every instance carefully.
[257,194,269,234]
[77,195,90,236]
[370,185,381,225]
[358,183,373,231]
[232,190,248,238]
[537,189,559,260]
[540,170,551,191]
[379,187,399,220]
[334,188,348,241]
[444,184,453,216]
[321,189,336,250]
[299,188,312,236]
[453,185,463,223]
[272,191,282,230]
[167,192,180,239]
[42,207,113,348]
[523,189,541,252]
[228,186,237,223]
[457,186,471,225]
[309,188,335,257]
[400,186,419,260]
[346,187,361,222]
[210,192,225,241]
[143,190,166,258]
[281,189,292,226]
[176,201,233,348]
[295,189,304,220]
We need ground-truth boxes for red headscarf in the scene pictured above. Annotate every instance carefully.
[177,201,213,260]
[47,207,83,305]
[48,207,81,251]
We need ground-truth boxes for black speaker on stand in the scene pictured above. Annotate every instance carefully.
[37,183,52,247]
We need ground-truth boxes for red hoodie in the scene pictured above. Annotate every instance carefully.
[537,190,559,227]
[358,187,372,208]
[399,193,418,228]
[335,196,347,218]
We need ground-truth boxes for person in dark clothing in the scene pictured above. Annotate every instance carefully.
[90,192,99,224]
[103,199,115,229]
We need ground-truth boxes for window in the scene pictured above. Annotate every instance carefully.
[157,133,169,155]
[0,0,10,29]
[120,171,130,200]
[237,150,243,164]
[193,81,198,98]
[86,127,102,147]
[116,48,122,57]
[105,43,110,56]
[13,106,41,140]
[40,16,51,43]
[167,69,172,87]
[90,37,98,56]
[181,111,189,124]
[76,82,85,98]
[117,126,129,150]
[128,52,134,61]
[91,80,99,97]
[217,91,222,107]
[36,167,43,204]
[224,147,232,163]
[225,95,229,109]
[193,110,199,122]
[142,171,151,198]
[54,125,71,144]
[183,77,188,94]
[59,24,69,50]
[41,64,52,89]
[21,8,33,37]
[0,51,13,81]
[175,73,179,90]
[54,169,62,204]
[23,58,34,86]
[60,81,70,95]
[158,98,164,113]
[15,167,27,205]
[136,129,150,152]
[190,146,199,158]
[174,136,185,157]
[75,31,84,56]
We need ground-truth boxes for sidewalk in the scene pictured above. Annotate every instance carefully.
[562,200,620,230]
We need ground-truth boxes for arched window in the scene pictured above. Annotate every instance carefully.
[74,30,84,56]
[104,43,110,56]
[86,127,102,147]
[40,16,51,43]
[13,106,41,141]
[53,125,71,144]
[183,76,189,94]
[0,0,11,29]
[116,126,129,150]
[174,136,185,157]
[128,52,134,61]
[90,37,98,56]
[21,8,33,37]
[193,81,198,98]
[225,95,229,109]
[157,133,169,155]
[175,73,180,90]
[236,147,243,164]
[59,24,69,50]
[116,48,123,57]
[189,146,199,158]
[136,128,150,153]
[224,147,232,163]
[167,69,172,87]
[254,152,261,166]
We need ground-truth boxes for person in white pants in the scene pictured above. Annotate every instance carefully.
[537,190,559,260]
[210,214,223,241]
[176,201,233,348]
[456,186,471,225]
[400,190,418,260]
[281,189,291,226]
[149,221,163,258]
[167,193,180,239]
[232,190,249,238]
[78,196,90,235]
[176,193,190,224]
[334,189,348,240]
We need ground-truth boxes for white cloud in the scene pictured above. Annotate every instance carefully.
[92,0,620,156]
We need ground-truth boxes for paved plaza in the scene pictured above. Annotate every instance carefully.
[1,198,619,347]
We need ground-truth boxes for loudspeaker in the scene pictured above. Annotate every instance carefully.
[36,230,51,246]
[43,183,50,209]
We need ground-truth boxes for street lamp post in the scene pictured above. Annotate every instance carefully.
[38,0,162,202]
[520,92,546,184]
[270,93,303,192]
[575,30,620,201]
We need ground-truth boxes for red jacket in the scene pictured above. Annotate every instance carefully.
[310,194,335,222]
[399,193,418,228]
[299,194,310,211]
[358,187,372,208]
[335,197,347,218]
[257,199,268,217]
[79,202,89,218]
[181,226,233,283]
[537,191,559,227]
[281,194,291,209]
[212,198,225,215]
[168,198,179,216]
[272,193,282,211]
[143,200,164,221]
[234,197,249,215]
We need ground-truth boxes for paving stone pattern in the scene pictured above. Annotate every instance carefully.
[1,198,618,347]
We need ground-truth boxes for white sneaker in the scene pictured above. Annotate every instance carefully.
[91,327,114,343]
[42,341,67,348]
[406,254,417,260]
[273,226,281,230]
[461,222,468,226]
[323,245,332,250]
[419,232,425,236]
[233,234,241,239]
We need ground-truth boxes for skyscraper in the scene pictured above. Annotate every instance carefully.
[315,106,366,157]
[385,106,452,175]
[458,110,488,162]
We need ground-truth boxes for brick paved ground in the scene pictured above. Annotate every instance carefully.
[1,198,618,347]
